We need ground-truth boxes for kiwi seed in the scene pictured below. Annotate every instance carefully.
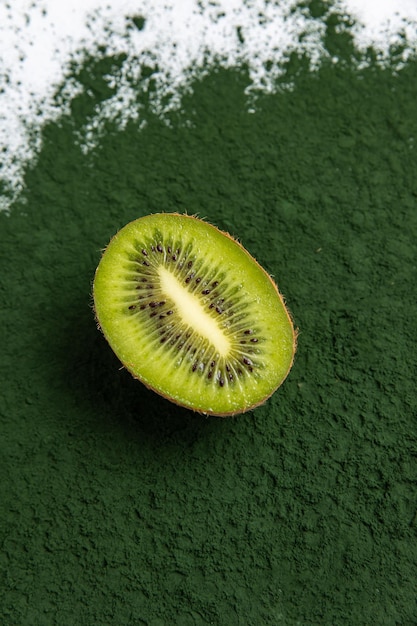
[93,213,296,416]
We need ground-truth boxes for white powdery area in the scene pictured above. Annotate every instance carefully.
[346,0,417,59]
[0,0,416,211]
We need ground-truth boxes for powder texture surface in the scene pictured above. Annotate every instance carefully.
[1,0,417,211]
[1,2,417,625]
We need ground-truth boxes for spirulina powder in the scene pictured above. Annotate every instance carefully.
[1,2,417,625]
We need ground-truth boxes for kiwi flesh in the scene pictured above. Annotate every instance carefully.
[93,213,296,416]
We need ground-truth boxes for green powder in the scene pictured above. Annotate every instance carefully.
[1,19,417,626]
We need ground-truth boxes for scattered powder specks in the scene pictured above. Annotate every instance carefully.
[0,0,416,211]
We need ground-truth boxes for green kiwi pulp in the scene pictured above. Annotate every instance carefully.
[93,213,296,416]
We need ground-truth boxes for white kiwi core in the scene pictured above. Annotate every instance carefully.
[158,265,231,357]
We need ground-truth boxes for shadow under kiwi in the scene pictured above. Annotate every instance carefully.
[53,294,229,448]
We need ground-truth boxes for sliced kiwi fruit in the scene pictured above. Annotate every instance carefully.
[93,213,296,416]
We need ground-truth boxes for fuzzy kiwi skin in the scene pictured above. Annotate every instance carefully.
[93,213,297,417]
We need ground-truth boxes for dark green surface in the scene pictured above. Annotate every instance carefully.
[1,18,417,626]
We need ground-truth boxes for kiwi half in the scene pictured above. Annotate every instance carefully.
[93,213,296,416]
